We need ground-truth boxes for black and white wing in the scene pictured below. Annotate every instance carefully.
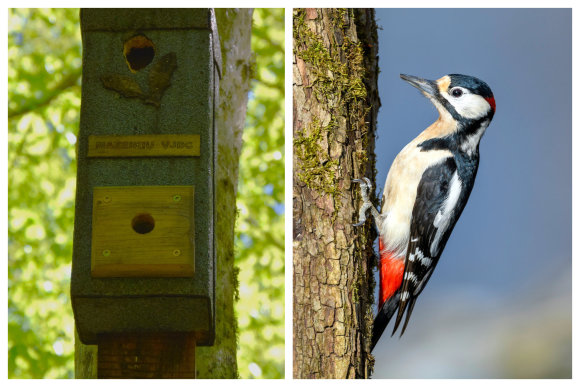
[392,156,476,335]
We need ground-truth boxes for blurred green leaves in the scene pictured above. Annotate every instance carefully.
[235,8,285,379]
[8,8,81,378]
[8,8,284,379]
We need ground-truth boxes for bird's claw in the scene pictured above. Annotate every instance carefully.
[353,177,373,226]
[353,178,373,200]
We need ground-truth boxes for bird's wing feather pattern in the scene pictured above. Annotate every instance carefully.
[392,156,468,335]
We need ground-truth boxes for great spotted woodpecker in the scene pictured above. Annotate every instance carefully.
[354,74,495,350]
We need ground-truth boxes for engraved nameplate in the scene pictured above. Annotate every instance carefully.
[87,134,200,157]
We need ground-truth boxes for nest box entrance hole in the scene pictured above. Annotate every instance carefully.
[132,213,155,234]
[124,35,155,72]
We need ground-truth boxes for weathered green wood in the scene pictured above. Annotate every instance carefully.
[74,8,251,378]
[72,8,218,346]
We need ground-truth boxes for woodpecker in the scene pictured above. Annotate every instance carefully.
[354,73,495,350]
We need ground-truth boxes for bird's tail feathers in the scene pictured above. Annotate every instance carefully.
[391,295,418,337]
[371,290,400,351]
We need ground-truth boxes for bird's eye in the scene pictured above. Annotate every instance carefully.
[451,88,463,97]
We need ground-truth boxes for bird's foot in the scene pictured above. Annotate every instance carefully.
[353,177,374,226]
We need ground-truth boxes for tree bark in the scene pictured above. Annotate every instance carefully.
[74,8,252,378]
[75,329,97,378]
[293,8,380,379]
[195,8,253,378]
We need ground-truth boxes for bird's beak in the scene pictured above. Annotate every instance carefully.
[400,74,438,98]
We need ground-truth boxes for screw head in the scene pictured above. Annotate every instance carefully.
[173,195,181,202]
[103,195,111,203]
[102,250,111,257]
[173,249,181,256]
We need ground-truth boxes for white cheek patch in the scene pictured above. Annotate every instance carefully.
[431,171,462,256]
[443,91,491,120]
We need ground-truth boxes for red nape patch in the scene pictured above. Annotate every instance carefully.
[485,96,496,112]
[378,238,405,307]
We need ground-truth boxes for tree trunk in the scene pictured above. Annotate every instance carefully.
[196,8,253,378]
[293,8,380,379]
[74,8,252,378]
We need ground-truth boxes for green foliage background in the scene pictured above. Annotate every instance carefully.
[7,8,284,379]
[235,8,285,379]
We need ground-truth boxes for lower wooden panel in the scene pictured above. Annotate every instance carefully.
[97,333,196,378]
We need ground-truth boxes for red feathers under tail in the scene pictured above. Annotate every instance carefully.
[372,238,405,350]
[378,238,405,307]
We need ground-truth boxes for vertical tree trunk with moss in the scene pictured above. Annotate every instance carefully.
[196,8,253,378]
[75,8,253,378]
[195,8,253,378]
[293,8,379,379]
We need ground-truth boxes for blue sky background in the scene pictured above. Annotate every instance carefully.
[371,8,571,378]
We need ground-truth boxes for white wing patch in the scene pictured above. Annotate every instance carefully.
[431,171,462,256]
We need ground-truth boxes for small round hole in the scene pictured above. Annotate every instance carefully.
[124,35,155,72]
[132,213,155,234]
